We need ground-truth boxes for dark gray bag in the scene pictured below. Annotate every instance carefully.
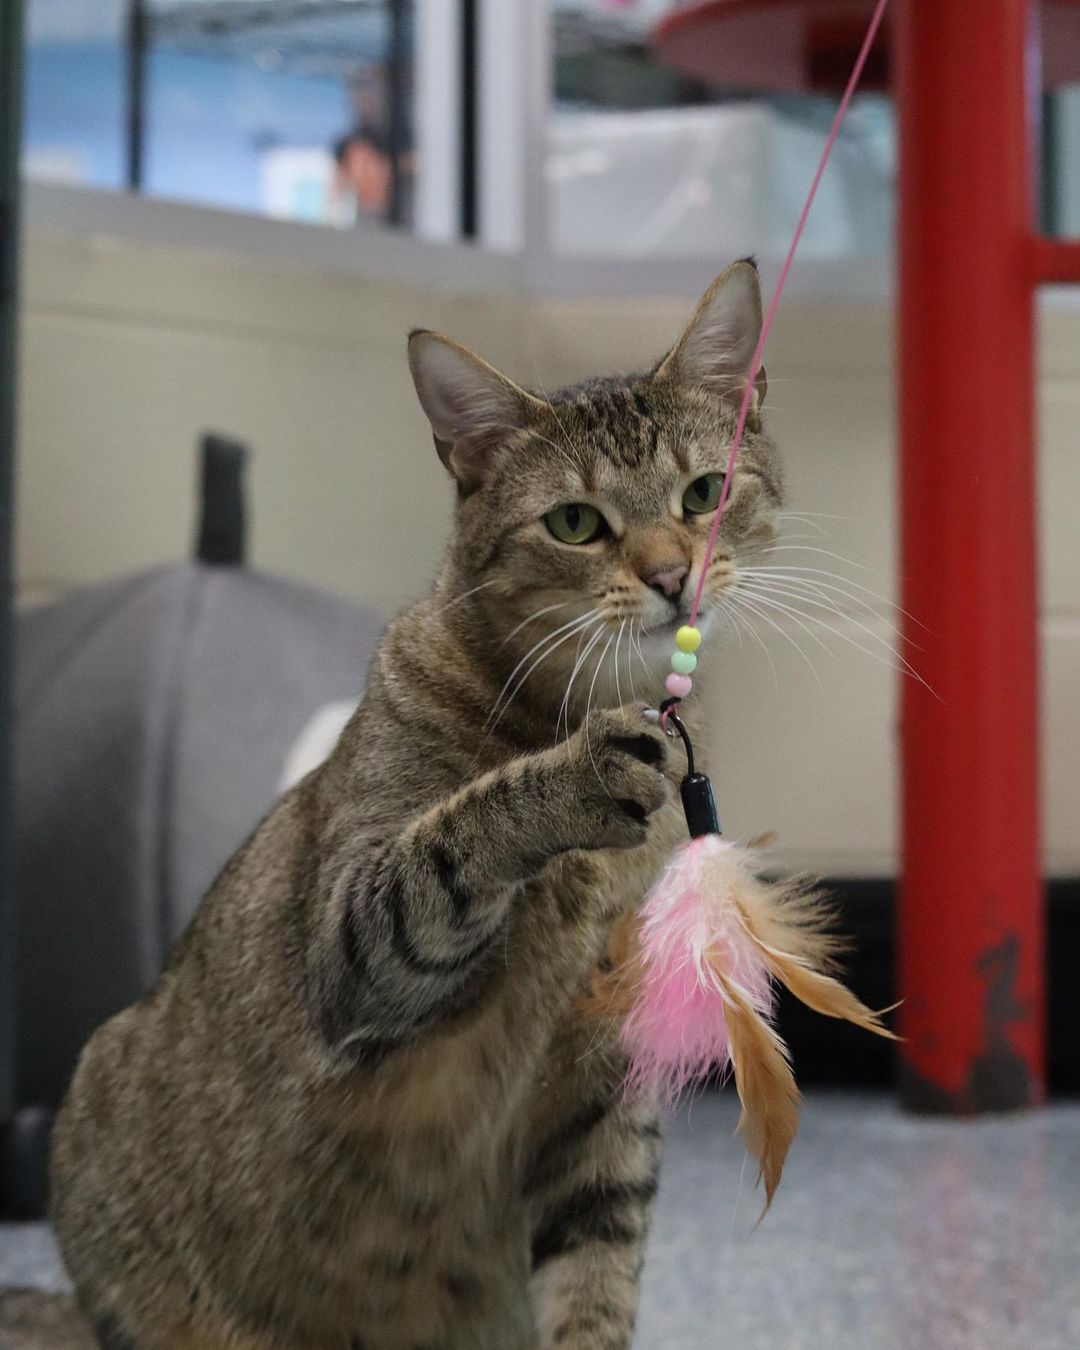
[13,444,382,1127]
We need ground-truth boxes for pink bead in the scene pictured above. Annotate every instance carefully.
[666,673,693,699]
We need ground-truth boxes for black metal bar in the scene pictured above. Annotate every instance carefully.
[460,0,478,239]
[0,0,24,1172]
[1041,91,1061,239]
[197,435,248,567]
[385,0,410,228]
[126,0,149,191]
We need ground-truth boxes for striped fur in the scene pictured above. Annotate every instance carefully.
[51,262,782,1348]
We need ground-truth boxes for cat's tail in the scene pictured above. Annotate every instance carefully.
[0,1288,96,1349]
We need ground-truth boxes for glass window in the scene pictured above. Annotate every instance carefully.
[22,0,416,230]
[20,1,1074,250]
[548,0,894,260]
[1045,86,1080,238]
[23,0,128,190]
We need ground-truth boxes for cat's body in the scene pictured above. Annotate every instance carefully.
[51,263,782,1349]
[53,617,685,1350]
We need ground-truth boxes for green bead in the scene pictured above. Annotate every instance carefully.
[671,650,698,676]
[675,625,702,653]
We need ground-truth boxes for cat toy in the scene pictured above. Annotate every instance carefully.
[620,0,895,1211]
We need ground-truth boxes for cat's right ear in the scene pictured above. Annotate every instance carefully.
[652,259,767,410]
[408,331,543,493]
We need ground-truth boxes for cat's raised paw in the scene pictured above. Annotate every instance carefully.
[569,705,671,851]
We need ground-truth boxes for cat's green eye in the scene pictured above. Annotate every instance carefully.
[682,473,725,515]
[545,503,605,545]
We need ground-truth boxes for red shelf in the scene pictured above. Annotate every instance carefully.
[653,0,1080,94]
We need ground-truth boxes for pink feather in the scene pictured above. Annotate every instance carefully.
[622,835,773,1103]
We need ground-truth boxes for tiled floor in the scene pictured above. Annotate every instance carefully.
[4,1093,1079,1349]
[638,1092,1080,1350]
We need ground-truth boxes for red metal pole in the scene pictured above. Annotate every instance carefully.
[1030,236,1080,284]
[896,0,1044,1112]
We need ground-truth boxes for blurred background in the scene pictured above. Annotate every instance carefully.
[9,0,1080,874]
[1,2,1080,1344]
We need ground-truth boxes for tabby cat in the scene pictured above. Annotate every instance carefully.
[50,259,781,1349]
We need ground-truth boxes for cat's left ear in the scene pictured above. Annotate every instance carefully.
[408,330,545,493]
[653,259,768,410]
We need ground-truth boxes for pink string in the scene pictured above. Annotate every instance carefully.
[686,0,890,630]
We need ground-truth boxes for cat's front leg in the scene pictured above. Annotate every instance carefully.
[526,1073,661,1350]
[311,705,670,1062]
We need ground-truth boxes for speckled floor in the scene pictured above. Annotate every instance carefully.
[3,1092,1079,1349]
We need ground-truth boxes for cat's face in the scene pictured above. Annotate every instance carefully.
[408,261,782,717]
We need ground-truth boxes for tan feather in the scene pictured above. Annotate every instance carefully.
[705,953,800,1214]
[586,844,895,1219]
[732,871,845,974]
[751,937,898,1040]
[730,866,898,1040]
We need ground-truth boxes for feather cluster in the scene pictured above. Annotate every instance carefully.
[618,835,895,1211]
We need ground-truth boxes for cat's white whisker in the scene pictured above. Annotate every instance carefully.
[738,575,912,660]
[624,620,639,706]
[717,595,778,691]
[488,623,596,733]
[568,620,592,674]
[741,567,888,614]
[583,632,616,789]
[738,577,880,642]
[713,596,744,650]
[613,620,626,710]
[633,622,653,682]
[778,509,854,520]
[557,623,606,743]
[487,609,600,730]
[777,512,838,541]
[499,600,572,648]
[711,592,746,650]
[758,542,879,574]
[732,584,939,699]
[737,573,915,654]
[734,584,840,664]
[740,572,885,628]
[433,579,499,614]
[743,563,929,632]
[728,592,827,700]
[766,532,834,546]
[489,613,589,719]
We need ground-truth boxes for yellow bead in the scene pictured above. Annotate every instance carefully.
[675,625,702,654]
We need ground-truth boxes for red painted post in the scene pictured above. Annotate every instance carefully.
[896,0,1044,1111]
[1030,237,1080,283]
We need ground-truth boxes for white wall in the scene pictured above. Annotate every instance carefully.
[14,211,1080,877]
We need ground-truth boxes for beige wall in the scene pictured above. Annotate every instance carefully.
[14,219,1080,876]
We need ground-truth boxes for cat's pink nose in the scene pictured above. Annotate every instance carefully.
[644,564,689,599]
